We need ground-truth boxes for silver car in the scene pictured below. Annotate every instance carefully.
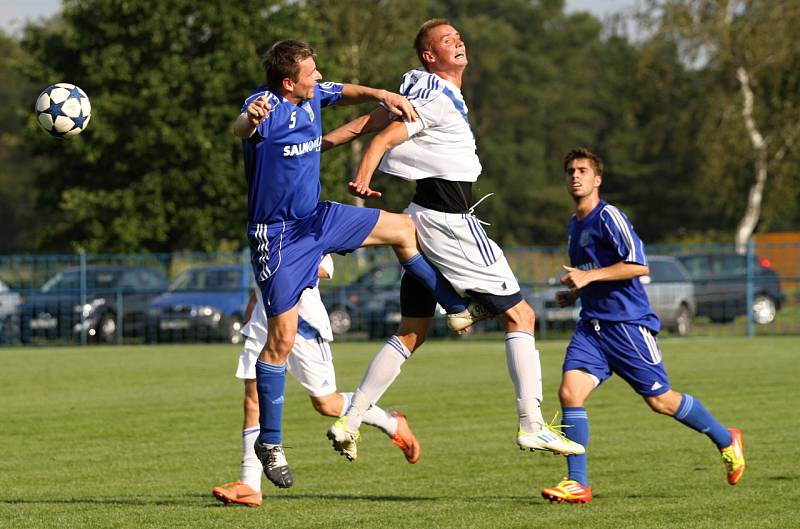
[526,255,696,336]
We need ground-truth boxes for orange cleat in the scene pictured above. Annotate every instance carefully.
[212,481,262,507]
[390,412,421,464]
[541,479,593,504]
[721,428,745,485]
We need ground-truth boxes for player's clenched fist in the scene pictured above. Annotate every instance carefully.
[245,96,272,126]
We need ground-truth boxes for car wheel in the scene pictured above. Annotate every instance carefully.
[674,304,692,336]
[328,306,352,335]
[752,294,777,325]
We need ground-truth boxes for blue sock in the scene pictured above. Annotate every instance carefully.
[563,407,590,487]
[401,253,468,313]
[255,360,286,446]
[673,394,732,449]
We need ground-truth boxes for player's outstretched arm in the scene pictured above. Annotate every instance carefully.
[233,96,271,138]
[339,84,418,122]
[348,120,409,199]
[322,107,392,152]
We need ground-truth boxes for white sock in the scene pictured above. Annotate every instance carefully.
[340,391,398,436]
[240,426,261,492]
[345,336,410,431]
[505,331,544,432]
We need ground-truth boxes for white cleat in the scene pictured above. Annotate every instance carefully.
[447,300,491,333]
[327,418,361,461]
[517,423,585,456]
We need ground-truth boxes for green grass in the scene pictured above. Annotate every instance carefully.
[1,337,798,529]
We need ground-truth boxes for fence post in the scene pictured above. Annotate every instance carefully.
[117,287,124,345]
[746,240,755,338]
[79,249,87,346]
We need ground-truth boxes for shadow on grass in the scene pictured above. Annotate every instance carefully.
[0,492,541,507]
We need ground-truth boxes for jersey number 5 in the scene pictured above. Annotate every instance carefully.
[289,111,297,129]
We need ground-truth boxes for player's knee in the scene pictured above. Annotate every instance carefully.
[503,300,535,330]
[558,384,584,407]
[645,393,679,415]
[310,396,340,417]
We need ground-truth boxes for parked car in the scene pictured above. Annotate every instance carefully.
[526,255,696,335]
[18,265,168,343]
[0,279,21,319]
[146,265,250,343]
[0,279,22,342]
[675,252,785,324]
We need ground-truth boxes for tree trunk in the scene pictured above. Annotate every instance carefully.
[734,66,768,254]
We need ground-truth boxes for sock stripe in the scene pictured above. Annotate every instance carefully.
[242,427,260,436]
[675,394,694,420]
[387,336,410,359]
[256,359,286,373]
[505,331,534,341]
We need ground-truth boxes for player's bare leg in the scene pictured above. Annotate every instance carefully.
[328,317,430,462]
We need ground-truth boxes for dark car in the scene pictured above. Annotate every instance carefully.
[675,252,785,324]
[526,255,696,335]
[319,264,403,336]
[18,265,168,343]
[146,265,250,343]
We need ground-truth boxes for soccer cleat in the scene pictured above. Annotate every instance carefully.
[720,427,745,485]
[212,480,262,507]
[541,479,593,503]
[389,412,421,464]
[327,417,361,461]
[517,422,585,456]
[447,300,491,333]
[254,442,293,488]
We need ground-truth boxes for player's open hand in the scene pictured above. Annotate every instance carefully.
[246,96,271,126]
[380,90,418,121]
[348,180,382,199]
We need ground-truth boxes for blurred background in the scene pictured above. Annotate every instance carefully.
[1,0,798,345]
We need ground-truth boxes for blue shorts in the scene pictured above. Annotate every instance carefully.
[563,319,670,397]
[248,201,380,317]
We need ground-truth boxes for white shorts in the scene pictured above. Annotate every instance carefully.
[405,202,520,296]
[236,335,337,397]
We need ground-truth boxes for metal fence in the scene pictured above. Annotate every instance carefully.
[0,241,797,346]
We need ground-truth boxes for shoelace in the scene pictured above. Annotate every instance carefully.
[468,193,494,226]
[542,413,575,442]
[266,445,291,468]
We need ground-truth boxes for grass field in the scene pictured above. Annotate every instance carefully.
[1,336,798,529]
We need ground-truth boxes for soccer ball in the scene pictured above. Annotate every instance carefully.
[34,83,92,138]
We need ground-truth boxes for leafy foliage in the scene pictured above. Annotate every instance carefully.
[2,0,799,253]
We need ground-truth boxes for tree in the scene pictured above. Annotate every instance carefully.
[18,0,298,252]
[641,0,800,250]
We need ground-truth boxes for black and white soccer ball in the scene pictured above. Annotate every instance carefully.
[34,83,92,138]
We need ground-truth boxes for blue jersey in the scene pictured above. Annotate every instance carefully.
[567,200,659,332]
[241,82,344,224]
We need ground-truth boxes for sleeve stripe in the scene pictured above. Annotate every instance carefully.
[602,205,636,262]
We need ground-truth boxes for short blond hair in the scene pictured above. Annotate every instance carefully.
[413,18,452,67]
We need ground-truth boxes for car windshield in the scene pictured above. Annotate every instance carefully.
[648,260,687,282]
[170,269,241,291]
[41,270,119,292]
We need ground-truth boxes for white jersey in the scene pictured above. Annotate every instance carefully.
[378,68,481,182]
[242,254,334,342]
